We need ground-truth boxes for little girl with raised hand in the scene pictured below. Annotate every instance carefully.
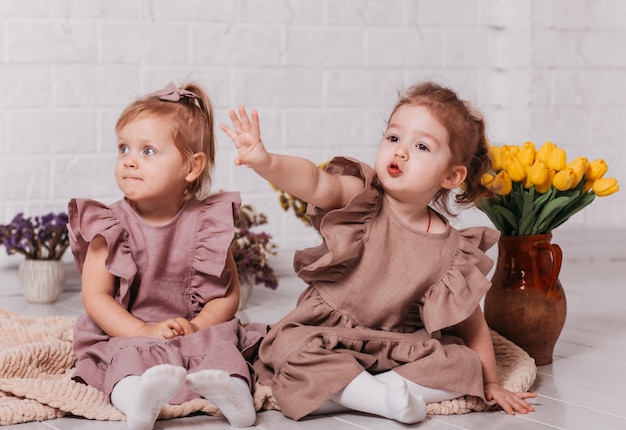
[221,81,537,424]
[68,82,261,429]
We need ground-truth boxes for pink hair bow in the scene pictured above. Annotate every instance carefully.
[148,82,199,102]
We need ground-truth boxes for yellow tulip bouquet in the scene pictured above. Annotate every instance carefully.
[478,141,619,236]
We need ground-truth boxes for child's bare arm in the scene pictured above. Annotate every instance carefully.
[454,307,536,415]
[81,235,154,338]
[221,106,362,211]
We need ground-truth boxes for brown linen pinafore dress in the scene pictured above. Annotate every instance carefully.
[68,193,264,404]
[253,157,500,420]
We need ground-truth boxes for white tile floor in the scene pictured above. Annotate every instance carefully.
[1,229,625,429]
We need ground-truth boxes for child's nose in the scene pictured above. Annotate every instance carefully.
[394,147,408,160]
[124,156,137,168]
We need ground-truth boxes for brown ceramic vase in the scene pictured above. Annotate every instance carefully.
[484,233,567,366]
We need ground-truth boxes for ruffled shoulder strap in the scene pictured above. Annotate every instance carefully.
[67,198,136,280]
[192,191,241,279]
[294,156,381,283]
[421,226,500,335]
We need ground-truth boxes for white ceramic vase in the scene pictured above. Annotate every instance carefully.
[18,259,66,303]
[238,280,253,311]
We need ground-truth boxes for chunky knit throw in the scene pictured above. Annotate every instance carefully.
[0,308,536,425]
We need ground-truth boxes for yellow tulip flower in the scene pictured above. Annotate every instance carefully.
[505,154,527,183]
[553,168,577,191]
[528,160,549,187]
[484,171,512,195]
[498,146,511,165]
[535,170,555,194]
[523,166,533,189]
[497,171,513,195]
[506,145,520,156]
[481,172,495,187]
[517,141,536,167]
[546,147,567,171]
[489,146,503,171]
[585,159,608,181]
[536,141,555,163]
[592,177,619,196]
[567,156,589,187]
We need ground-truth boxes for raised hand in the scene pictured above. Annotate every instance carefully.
[220,106,269,169]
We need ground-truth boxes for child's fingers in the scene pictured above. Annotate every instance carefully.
[220,123,247,147]
[251,109,261,135]
[512,400,534,414]
[174,317,196,335]
[165,319,183,334]
[238,105,250,128]
[220,123,235,138]
[500,403,515,415]
[503,394,536,415]
[228,109,243,132]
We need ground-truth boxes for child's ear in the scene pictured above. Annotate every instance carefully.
[185,153,207,183]
[441,165,467,189]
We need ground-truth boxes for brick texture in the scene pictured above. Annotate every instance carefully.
[0,0,624,267]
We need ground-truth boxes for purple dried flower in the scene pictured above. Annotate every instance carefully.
[231,204,278,289]
[0,212,69,260]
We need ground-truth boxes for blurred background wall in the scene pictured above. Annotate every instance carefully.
[0,0,624,265]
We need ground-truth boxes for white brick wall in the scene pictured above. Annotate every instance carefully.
[1,0,625,267]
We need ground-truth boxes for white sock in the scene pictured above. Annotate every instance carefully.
[374,370,462,404]
[186,370,256,427]
[331,371,426,424]
[110,364,187,430]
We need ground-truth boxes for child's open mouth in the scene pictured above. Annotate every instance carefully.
[387,162,402,177]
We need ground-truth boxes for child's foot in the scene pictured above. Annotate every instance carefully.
[126,364,187,430]
[385,377,427,424]
[186,370,256,427]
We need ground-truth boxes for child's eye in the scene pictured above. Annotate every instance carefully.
[387,135,399,143]
[118,144,129,154]
[415,142,429,151]
[143,147,156,155]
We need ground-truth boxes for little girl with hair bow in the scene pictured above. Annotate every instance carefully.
[68,82,263,429]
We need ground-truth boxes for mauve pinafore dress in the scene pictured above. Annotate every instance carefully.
[68,192,264,404]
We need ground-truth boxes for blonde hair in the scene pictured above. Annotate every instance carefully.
[389,81,493,216]
[115,83,215,199]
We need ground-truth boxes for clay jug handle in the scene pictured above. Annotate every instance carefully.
[536,241,563,292]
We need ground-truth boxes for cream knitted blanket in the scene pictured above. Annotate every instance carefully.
[0,308,536,425]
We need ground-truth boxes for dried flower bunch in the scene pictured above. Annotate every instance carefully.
[0,212,70,260]
[232,204,278,289]
[478,141,619,236]
[274,184,310,225]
